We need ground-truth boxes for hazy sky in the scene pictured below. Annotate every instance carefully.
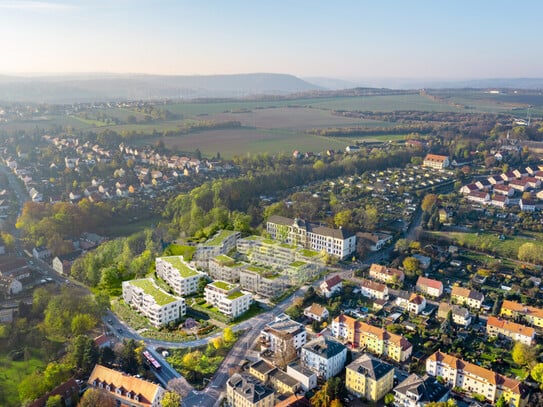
[0,0,541,79]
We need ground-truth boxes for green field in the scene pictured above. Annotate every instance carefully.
[0,350,47,407]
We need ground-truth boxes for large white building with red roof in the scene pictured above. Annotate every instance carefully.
[423,154,450,170]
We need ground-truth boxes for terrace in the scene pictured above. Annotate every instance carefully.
[130,279,177,306]
[162,256,199,278]
[210,280,236,291]
[227,291,245,300]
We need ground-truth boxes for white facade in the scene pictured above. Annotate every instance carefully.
[204,281,252,319]
[155,256,205,296]
[122,279,186,327]
[301,337,347,380]
[261,314,307,353]
[286,362,317,391]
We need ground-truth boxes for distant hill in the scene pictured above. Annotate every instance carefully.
[303,77,360,90]
[0,73,322,103]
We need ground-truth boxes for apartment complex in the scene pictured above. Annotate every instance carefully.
[204,281,252,319]
[155,256,205,296]
[486,316,535,345]
[451,286,485,309]
[300,336,347,380]
[239,265,286,297]
[226,373,275,407]
[122,278,186,327]
[87,364,165,407]
[195,229,240,262]
[248,359,301,395]
[426,351,524,407]
[332,314,412,362]
[208,254,244,282]
[260,314,307,354]
[345,353,394,402]
[423,154,450,169]
[500,300,543,328]
[266,215,356,259]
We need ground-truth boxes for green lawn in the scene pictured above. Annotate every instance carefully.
[0,349,47,407]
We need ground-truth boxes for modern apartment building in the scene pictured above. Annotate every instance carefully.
[426,351,524,407]
[345,353,394,402]
[195,229,240,262]
[208,254,245,282]
[122,278,186,327]
[260,313,307,354]
[204,280,252,319]
[300,336,347,380]
[266,215,356,259]
[423,154,450,169]
[155,256,205,296]
[239,265,286,298]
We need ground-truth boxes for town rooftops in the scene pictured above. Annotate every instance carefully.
[268,215,355,239]
[264,314,305,337]
[250,359,275,376]
[501,300,543,319]
[451,286,484,302]
[303,336,345,359]
[159,256,199,278]
[487,316,535,337]
[361,279,387,292]
[424,154,449,162]
[227,373,274,403]
[416,276,443,290]
[346,353,394,380]
[394,374,449,404]
[323,275,342,289]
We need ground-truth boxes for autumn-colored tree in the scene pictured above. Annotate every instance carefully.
[531,363,543,385]
[421,194,438,212]
[403,257,420,275]
[78,388,116,407]
[161,391,182,407]
[334,209,352,228]
[512,341,536,367]
[223,327,235,343]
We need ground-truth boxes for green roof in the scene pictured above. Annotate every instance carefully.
[246,265,269,273]
[244,265,280,279]
[300,249,319,257]
[210,280,236,291]
[205,230,236,246]
[263,238,277,245]
[161,256,199,278]
[290,261,307,268]
[215,254,235,266]
[227,291,246,300]
[244,235,260,241]
[129,279,178,306]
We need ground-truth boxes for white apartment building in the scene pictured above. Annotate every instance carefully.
[208,254,245,282]
[195,229,240,262]
[239,265,286,298]
[204,280,252,319]
[122,278,186,327]
[301,336,347,380]
[486,316,535,345]
[266,215,356,259]
[261,313,307,354]
[155,256,205,296]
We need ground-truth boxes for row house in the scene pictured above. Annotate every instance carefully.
[486,316,535,345]
[467,191,490,204]
[437,303,471,326]
[332,314,412,362]
[501,300,543,328]
[360,279,389,300]
[459,183,479,195]
[416,276,443,298]
[369,263,405,284]
[490,194,509,208]
[488,175,504,185]
[451,286,485,309]
[426,351,524,407]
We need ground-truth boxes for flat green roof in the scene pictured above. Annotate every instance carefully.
[215,254,235,265]
[129,279,178,306]
[205,230,236,246]
[290,261,307,268]
[300,249,319,257]
[210,280,236,291]
[161,256,199,278]
[227,291,246,300]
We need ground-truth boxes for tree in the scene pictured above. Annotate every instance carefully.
[78,388,116,407]
[421,194,438,213]
[395,238,409,253]
[531,363,543,385]
[161,391,182,407]
[68,335,98,375]
[403,257,420,275]
[119,339,139,374]
[223,327,235,343]
[384,393,395,406]
[18,372,48,404]
[330,400,343,407]
[334,209,352,228]
[512,341,536,367]
[495,395,507,407]
[71,313,96,336]
[274,337,297,370]
[45,395,64,407]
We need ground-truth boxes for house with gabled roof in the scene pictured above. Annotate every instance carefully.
[360,279,388,300]
[486,316,535,346]
[393,374,450,407]
[423,154,449,169]
[369,263,404,284]
[416,276,443,298]
[320,275,342,298]
[304,303,329,322]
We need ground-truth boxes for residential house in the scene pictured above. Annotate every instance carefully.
[357,232,393,251]
[509,178,529,192]
[249,360,301,395]
[155,256,205,296]
[286,362,317,391]
[360,279,389,300]
[413,254,431,269]
[0,276,22,296]
[501,300,543,328]
[122,279,186,328]
[27,378,80,407]
[261,314,306,355]
[345,353,394,402]
[426,351,524,407]
[467,191,490,204]
[488,175,504,185]
[490,194,509,209]
[501,171,516,182]
[52,250,82,276]
[519,198,536,212]
[226,374,275,407]
[437,303,471,327]
[451,286,484,309]
[266,215,357,259]
[320,275,342,298]
[332,314,412,362]
[32,246,51,261]
[416,276,443,298]
[392,374,450,407]
[0,257,31,281]
[87,364,166,407]
[486,316,535,346]
[369,263,405,284]
[204,281,252,319]
[475,179,492,190]
[407,293,426,314]
[300,336,347,380]
[303,303,329,322]
[423,154,450,169]
[460,183,479,195]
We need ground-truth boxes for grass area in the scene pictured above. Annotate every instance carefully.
[205,230,236,246]
[104,215,162,237]
[69,115,109,127]
[210,280,236,291]
[159,256,200,277]
[0,349,47,407]
[128,278,179,306]
[226,291,245,300]
[290,261,307,268]
[163,244,196,260]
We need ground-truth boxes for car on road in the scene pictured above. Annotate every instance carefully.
[117,328,123,334]
[107,318,113,323]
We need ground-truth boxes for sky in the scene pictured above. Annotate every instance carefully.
[0,0,542,80]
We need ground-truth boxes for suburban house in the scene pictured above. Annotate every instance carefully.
[486,316,535,345]
[0,276,22,296]
[492,184,513,196]
[392,374,450,407]
[52,250,82,276]
[451,286,485,309]
[226,374,275,407]
[369,263,405,284]
[501,300,543,328]
[87,364,166,407]
[467,191,490,204]
[155,256,205,296]
[32,246,51,261]
[519,198,536,212]
[407,293,426,314]
[490,194,509,208]
[266,215,357,259]
[332,314,412,362]
[426,351,524,407]
[319,275,342,298]
[416,276,443,298]
[300,336,347,380]
[459,183,479,195]
[345,353,394,402]
[27,378,80,407]
[360,279,389,300]
[356,232,393,251]
[303,303,329,322]
[437,303,471,327]
[423,154,450,169]
[122,278,186,327]
[204,281,252,319]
